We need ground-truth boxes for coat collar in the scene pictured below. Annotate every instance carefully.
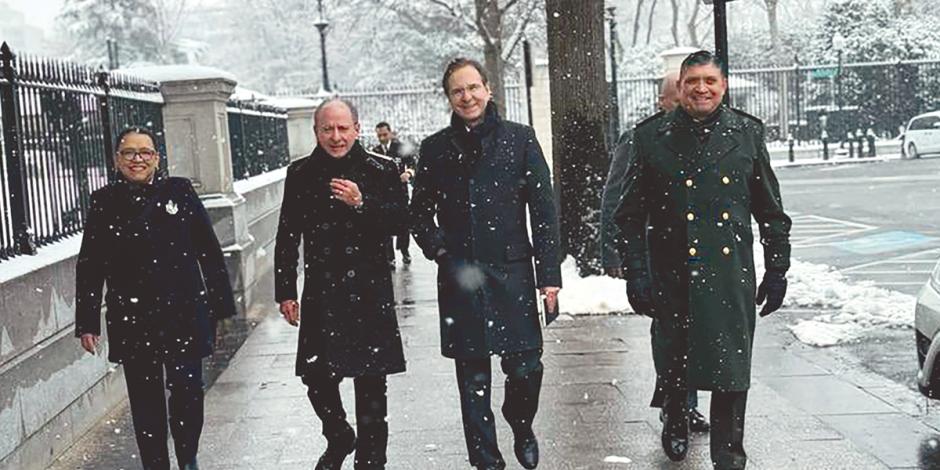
[310,141,368,171]
[657,106,743,179]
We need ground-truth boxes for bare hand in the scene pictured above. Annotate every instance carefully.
[540,286,560,312]
[330,179,362,207]
[280,300,300,326]
[80,333,99,354]
[400,171,412,183]
[604,267,623,279]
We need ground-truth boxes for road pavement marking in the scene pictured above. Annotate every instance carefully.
[832,231,938,255]
[790,214,877,248]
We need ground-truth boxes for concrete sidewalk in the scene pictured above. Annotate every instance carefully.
[50,255,940,469]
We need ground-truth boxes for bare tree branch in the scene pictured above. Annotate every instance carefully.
[501,0,538,60]
[428,0,479,31]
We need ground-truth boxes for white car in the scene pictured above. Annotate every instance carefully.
[915,256,940,397]
[902,111,940,158]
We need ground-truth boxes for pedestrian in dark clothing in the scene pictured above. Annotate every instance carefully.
[614,51,791,469]
[411,58,562,470]
[275,98,407,470]
[600,72,710,434]
[75,126,237,470]
[372,121,416,266]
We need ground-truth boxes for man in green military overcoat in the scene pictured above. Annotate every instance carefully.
[614,51,791,470]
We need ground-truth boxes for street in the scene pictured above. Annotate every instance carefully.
[47,156,940,469]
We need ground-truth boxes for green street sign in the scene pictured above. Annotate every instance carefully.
[811,68,838,79]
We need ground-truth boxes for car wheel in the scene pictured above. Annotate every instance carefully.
[908,142,920,159]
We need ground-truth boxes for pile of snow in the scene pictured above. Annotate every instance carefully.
[559,257,632,315]
[557,243,917,347]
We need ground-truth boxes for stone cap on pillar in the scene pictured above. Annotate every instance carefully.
[659,47,702,77]
[121,65,238,102]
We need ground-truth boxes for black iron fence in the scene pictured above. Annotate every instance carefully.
[616,58,940,143]
[0,42,164,261]
[226,100,289,180]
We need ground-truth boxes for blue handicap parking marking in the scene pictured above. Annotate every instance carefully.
[833,230,938,255]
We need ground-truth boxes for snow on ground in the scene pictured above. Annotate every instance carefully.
[559,242,918,347]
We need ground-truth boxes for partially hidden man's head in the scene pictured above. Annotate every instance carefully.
[678,50,728,119]
[114,126,161,184]
[314,98,360,158]
[441,58,492,127]
[375,121,392,146]
[659,71,681,113]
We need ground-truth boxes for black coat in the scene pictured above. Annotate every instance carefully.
[274,142,407,377]
[75,177,237,363]
[371,139,416,175]
[411,104,562,359]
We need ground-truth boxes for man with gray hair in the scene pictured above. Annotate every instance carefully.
[275,98,407,470]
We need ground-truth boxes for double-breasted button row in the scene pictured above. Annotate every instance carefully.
[688,247,732,256]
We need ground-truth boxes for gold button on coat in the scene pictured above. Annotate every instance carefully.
[687,212,695,221]
[686,179,694,187]
[689,247,697,256]
[722,176,731,185]
[721,212,730,220]
[722,246,731,255]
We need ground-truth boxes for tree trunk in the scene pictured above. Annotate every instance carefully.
[545,0,608,274]
[687,0,701,46]
[670,0,680,46]
[765,0,779,50]
[632,0,646,47]
[475,0,507,117]
[645,0,659,45]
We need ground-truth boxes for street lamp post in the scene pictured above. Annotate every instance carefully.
[314,0,331,93]
[704,0,735,105]
[607,6,621,147]
[832,32,846,148]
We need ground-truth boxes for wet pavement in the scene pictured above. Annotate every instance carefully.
[49,255,940,469]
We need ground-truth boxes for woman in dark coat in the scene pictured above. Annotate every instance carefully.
[274,98,406,470]
[75,126,236,470]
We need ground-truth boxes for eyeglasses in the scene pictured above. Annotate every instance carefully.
[448,83,485,99]
[117,148,159,161]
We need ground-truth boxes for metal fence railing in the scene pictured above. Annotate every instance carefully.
[226,100,289,181]
[0,42,164,261]
[615,58,940,143]
[319,82,529,150]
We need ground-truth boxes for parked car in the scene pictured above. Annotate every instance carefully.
[901,111,940,158]
[915,255,940,397]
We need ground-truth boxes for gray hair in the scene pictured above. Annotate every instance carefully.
[314,97,360,126]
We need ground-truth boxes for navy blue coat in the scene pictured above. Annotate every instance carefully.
[274,143,407,377]
[411,104,562,359]
[75,177,237,363]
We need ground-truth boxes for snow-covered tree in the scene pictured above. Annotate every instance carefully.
[56,0,192,67]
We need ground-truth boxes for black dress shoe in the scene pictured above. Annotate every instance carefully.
[689,408,710,433]
[513,431,539,469]
[661,405,689,461]
[315,429,356,470]
[180,460,199,470]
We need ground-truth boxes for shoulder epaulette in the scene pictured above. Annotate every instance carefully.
[730,107,764,126]
[635,110,665,129]
[364,150,394,170]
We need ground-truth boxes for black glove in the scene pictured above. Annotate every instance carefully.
[626,271,654,318]
[756,270,787,317]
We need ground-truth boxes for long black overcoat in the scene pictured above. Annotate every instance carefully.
[410,104,562,359]
[75,176,237,363]
[615,106,791,392]
[274,143,407,377]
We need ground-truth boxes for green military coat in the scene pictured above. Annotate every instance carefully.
[614,106,791,392]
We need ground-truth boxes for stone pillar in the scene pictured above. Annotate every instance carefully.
[278,99,319,161]
[530,60,554,174]
[659,46,700,76]
[145,66,254,315]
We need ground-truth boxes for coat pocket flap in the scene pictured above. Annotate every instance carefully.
[505,242,533,262]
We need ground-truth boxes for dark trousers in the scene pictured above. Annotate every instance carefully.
[302,364,389,469]
[455,349,543,469]
[123,358,204,470]
[710,390,748,470]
